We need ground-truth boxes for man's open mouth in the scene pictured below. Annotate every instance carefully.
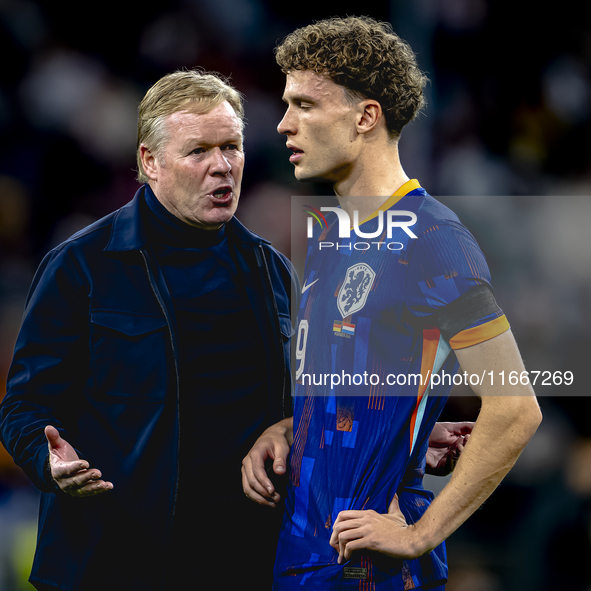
[211,187,233,203]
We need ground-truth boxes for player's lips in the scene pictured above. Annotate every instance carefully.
[287,144,304,164]
[208,186,234,204]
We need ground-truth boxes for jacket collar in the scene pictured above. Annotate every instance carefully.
[105,185,271,252]
[228,214,271,246]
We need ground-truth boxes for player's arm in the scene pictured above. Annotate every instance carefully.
[242,417,293,507]
[330,328,542,561]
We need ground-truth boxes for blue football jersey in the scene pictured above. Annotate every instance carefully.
[273,181,509,590]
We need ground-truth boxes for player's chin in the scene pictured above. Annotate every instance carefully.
[294,167,324,183]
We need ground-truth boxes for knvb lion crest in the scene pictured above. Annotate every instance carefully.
[337,263,375,318]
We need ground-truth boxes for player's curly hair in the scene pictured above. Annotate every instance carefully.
[275,16,427,139]
[136,68,244,183]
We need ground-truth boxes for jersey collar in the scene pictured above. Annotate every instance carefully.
[358,179,421,226]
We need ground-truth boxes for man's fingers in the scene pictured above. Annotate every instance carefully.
[57,468,101,488]
[243,455,275,497]
[333,510,366,525]
[445,422,474,437]
[241,463,269,501]
[52,461,114,496]
[70,479,114,497]
[241,465,278,507]
[331,516,365,550]
[331,522,366,564]
[341,537,364,562]
[55,470,114,497]
[51,460,90,479]
[456,422,474,435]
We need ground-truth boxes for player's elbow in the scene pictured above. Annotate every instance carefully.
[523,396,543,437]
[507,395,542,445]
[481,393,542,448]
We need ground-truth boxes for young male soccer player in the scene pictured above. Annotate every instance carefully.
[242,16,542,590]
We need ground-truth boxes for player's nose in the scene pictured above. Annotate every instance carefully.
[278,107,296,136]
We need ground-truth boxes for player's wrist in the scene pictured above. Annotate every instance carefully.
[406,522,440,558]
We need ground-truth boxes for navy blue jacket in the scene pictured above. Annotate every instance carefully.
[0,187,296,590]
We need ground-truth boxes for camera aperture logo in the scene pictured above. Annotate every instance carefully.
[302,205,329,232]
[303,205,418,251]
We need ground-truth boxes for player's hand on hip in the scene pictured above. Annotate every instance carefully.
[45,425,113,497]
[241,419,292,508]
[330,497,421,563]
[426,421,473,476]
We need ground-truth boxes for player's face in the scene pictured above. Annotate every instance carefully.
[277,70,361,185]
[148,101,244,230]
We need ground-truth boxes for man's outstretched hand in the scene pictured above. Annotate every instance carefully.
[45,425,113,497]
[426,422,473,476]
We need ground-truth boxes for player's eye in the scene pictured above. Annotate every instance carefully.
[296,99,313,109]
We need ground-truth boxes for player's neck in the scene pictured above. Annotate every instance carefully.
[335,141,410,221]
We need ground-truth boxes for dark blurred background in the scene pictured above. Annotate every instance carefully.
[1,0,590,589]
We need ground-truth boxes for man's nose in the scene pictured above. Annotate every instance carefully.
[210,148,232,174]
[277,108,296,136]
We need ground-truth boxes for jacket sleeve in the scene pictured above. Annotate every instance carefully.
[0,245,89,492]
[277,251,300,410]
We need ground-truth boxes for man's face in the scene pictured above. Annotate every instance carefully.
[277,70,360,184]
[146,101,244,230]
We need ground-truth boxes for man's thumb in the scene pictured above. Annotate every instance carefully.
[273,457,286,474]
[45,425,61,450]
[387,493,401,515]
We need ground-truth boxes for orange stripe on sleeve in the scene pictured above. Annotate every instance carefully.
[449,315,510,350]
[409,327,440,449]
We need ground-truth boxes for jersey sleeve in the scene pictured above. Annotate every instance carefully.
[404,222,509,349]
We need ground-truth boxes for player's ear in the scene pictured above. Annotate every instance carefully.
[139,144,159,181]
[356,100,382,135]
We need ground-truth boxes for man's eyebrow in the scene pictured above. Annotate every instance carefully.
[180,138,206,151]
[181,134,242,150]
[282,93,316,104]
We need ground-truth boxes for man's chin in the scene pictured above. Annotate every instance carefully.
[187,203,237,231]
[294,167,322,183]
[206,203,238,227]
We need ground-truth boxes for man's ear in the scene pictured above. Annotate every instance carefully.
[356,100,382,135]
[139,144,159,181]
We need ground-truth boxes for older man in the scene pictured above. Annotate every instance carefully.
[0,69,295,591]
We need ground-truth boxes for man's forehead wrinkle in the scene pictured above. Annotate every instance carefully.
[165,111,242,150]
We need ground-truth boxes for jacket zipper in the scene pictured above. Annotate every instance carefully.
[140,249,181,591]
[139,249,181,509]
